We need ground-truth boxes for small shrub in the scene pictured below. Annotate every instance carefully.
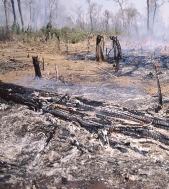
[0,27,10,41]
[11,22,21,34]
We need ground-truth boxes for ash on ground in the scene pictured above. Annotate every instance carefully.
[1,48,169,188]
[1,94,169,189]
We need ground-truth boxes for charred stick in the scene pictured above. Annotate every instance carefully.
[154,63,163,112]
[42,58,45,71]
[111,125,169,146]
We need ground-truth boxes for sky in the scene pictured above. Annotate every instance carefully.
[65,0,169,26]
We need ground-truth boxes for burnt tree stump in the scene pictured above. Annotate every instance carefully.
[109,36,122,72]
[32,56,42,78]
[96,35,104,62]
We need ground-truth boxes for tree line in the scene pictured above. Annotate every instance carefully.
[1,0,169,38]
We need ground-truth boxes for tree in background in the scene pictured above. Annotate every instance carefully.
[3,0,10,36]
[103,10,112,32]
[28,0,43,30]
[150,0,166,34]
[93,4,103,30]
[17,0,24,31]
[124,4,138,34]
[48,0,58,27]
[112,0,128,31]
[11,0,16,25]
[86,0,97,31]
[147,0,150,35]
[73,6,85,30]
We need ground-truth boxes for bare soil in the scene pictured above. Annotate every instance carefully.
[1,39,169,189]
[0,40,151,91]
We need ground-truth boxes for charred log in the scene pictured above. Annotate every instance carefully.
[1,81,169,145]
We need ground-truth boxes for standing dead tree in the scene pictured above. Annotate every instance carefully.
[96,35,104,62]
[109,36,122,72]
[32,56,42,78]
[56,35,61,53]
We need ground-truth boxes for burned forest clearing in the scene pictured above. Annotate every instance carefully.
[1,37,169,188]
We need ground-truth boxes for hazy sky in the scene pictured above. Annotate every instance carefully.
[65,0,169,25]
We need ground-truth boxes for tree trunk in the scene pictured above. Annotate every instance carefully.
[89,12,94,31]
[4,0,10,35]
[17,0,24,31]
[87,0,94,31]
[11,0,16,25]
[32,56,42,78]
[152,3,157,35]
[147,0,150,35]
[96,35,104,62]
[29,1,32,28]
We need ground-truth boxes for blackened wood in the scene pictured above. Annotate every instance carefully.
[154,63,163,112]
[0,81,167,128]
[109,36,122,72]
[42,58,44,71]
[32,56,42,78]
[1,81,169,146]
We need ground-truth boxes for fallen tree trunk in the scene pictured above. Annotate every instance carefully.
[1,81,169,145]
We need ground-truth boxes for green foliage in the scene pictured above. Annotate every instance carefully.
[114,28,121,35]
[40,26,87,43]
[0,27,10,41]
[60,27,87,44]
[40,22,53,35]
[68,29,86,43]
[46,22,52,31]
[11,22,21,34]
[60,27,71,42]
[0,23,124,43]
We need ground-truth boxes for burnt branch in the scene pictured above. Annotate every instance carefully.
[1,81,169,145]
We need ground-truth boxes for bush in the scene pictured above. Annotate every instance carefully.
[69,29,87,43]
[11,22,21,34]
[0,27,10,41]
[60,27,87,44]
